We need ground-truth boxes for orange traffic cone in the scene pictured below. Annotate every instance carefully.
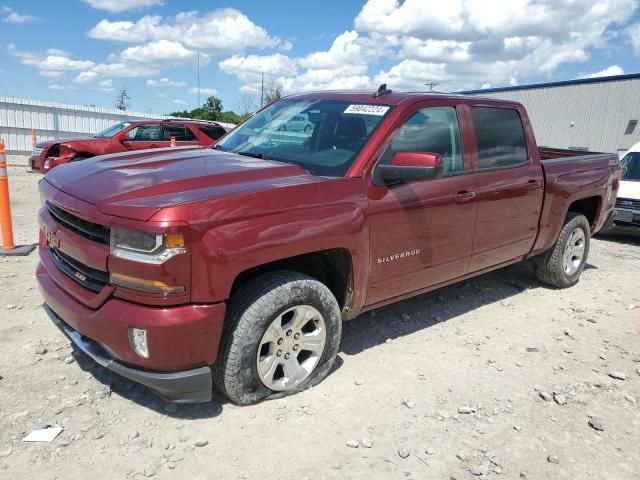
[170,136,176,147]
[0,140,36,256]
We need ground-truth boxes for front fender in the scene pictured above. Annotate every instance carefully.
[58,144,79,163]
[191,204,368,307]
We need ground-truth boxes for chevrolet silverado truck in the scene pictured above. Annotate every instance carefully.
[29,119,227,173]
[37,88,621,405]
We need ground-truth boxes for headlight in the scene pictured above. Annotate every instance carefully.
[110,227,186,264]
[32,147,45,157]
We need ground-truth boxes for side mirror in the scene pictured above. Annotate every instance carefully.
[116,132,129,143]
[376,151,443,184]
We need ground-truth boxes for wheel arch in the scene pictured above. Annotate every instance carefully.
[229,248,354,313]
[567,195,602,230]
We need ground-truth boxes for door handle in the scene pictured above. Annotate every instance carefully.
[454,191,476,204]
[525,179,542,191]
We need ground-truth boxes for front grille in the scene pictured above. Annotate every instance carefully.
[46,201,110,245]
[615,197,640,211]
[50,248,109,293]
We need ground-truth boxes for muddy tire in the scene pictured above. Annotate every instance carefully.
[533,212,591,288]
[213,270,342,405]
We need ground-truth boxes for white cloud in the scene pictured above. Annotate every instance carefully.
[2,6,41,23]
[146,77,187,87]
[219,53,297,82]
[88,9,282,54]
[40,70,65,78]
[9,46,95,73]
[580,65,625,79]
[82,0,163,13]
[74,71,99,84]
[361,0,637,92]
[49,84,65,90]
[188,87,217,95]
[117,40,201,68]
[97,79,114,92]
[172,99,187,105]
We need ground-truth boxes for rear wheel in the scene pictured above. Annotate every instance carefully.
[213,271,342,405]
[533,212,590,288]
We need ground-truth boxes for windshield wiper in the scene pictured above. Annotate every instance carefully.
[212,144,227,151]
[236,150,276,161]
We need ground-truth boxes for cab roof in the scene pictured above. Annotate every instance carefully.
[285,89,523,109]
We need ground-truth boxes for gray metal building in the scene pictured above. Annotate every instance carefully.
[460,73,640,156]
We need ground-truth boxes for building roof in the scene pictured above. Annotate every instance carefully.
[458,72,640,95]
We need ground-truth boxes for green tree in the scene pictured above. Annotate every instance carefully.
[169,96,242,124]
[264,82,282,105]
[115,86,131,111]
[201,96,223,121]
[220,110,242,124]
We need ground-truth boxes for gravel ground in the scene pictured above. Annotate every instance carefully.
[0,160,639,480]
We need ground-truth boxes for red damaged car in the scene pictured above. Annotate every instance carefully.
[29,119,228,173]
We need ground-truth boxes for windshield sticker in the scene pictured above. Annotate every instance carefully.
[344,104,390,116]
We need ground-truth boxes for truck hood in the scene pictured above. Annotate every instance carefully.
[44,148,321,221]
[618,179,640,200]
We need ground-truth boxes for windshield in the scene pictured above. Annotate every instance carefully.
[214,98,392,176]
[621,152,640,181]
[94,122,131,138]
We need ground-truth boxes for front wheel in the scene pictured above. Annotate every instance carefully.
[533,212,590,288]
[213,271,342,405]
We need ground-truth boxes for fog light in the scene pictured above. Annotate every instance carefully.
[128,327,149,359]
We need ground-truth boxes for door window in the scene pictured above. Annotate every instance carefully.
[470,107,528,169]
[388,106,464,174]
[127,124,162,141]
[198,125,226,140]
[163,124,197,141]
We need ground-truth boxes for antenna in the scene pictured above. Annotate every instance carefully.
[373,84,392,98]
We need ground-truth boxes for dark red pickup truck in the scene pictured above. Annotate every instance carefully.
[29,119,227,173]
[37,89,621,405]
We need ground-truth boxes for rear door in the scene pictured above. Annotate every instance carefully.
[465,105,544,272]
[122,123,165,150]
[366,101,478,305]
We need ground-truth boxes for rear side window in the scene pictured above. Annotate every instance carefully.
[198,126,226,140]
[471,107,528,169]
[163,124,197,141]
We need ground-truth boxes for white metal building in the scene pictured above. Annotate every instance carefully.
[460,73,640,156]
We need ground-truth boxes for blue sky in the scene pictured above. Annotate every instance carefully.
[1,0,639,115]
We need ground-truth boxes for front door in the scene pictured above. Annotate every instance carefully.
[366,104,477,305]
[122,123,166,150]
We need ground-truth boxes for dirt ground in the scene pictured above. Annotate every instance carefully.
[0,157,639,480]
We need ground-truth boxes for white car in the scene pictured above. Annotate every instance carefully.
[608,142,640,233]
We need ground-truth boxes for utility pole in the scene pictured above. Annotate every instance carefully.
[424,82,439,92]
[260,72,264,107]
[197,51,201,108]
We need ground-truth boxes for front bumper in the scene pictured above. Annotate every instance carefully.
[37,257,226,403]
[607,207,640,232]
[44,304,213,403]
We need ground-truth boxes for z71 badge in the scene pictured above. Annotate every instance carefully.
[377,249,421,264]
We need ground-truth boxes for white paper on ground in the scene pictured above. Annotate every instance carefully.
[22,426,64,443]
